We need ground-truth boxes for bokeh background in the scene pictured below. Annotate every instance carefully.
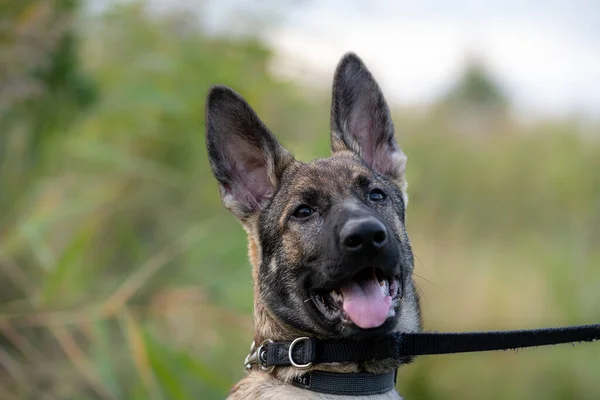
[1,1,599,399]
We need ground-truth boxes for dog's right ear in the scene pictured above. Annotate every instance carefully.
[205,86,294,221]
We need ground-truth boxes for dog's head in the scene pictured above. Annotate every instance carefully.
[205,53,421,342]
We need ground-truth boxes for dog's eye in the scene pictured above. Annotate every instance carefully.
[369,189,387,202]
[292,205,313,219]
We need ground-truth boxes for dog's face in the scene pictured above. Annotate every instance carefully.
[205,53,421,340]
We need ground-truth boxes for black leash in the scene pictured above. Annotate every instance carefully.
[393,323,600,356]
[259,324,600,368]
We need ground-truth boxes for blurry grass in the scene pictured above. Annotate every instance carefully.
[0,2,599,399]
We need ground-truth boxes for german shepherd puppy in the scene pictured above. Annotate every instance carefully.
[205,53,422,399]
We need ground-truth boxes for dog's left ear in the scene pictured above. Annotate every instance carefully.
[330,53,407,188]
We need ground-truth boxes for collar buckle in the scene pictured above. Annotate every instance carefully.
[243,339,274,372]
[243,341,256,370]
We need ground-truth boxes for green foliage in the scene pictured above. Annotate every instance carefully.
[0,2,599,399]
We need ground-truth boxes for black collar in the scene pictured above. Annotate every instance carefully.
[291,369,397,396]
[244,324,600,396]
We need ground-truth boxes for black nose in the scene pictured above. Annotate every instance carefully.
[340,217,388,256]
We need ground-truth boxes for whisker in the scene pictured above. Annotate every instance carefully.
[412,251,449,295]
[413,252,425,269]
[413,279,427,304]
[412,272,447,293]
[413,278,434,318]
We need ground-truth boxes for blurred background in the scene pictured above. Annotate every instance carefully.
[1,0,599,399]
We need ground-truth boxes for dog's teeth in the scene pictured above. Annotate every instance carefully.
[389,280,401,298]
[330,290,343,304]
[379,279,390,295]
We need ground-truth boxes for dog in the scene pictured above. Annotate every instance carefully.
[205,52,422,399]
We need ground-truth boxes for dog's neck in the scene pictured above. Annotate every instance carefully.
[252,296,304,344]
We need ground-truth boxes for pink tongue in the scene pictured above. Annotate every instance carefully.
[340,275,392,329]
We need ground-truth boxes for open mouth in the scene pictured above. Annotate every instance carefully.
[311,267,402,330]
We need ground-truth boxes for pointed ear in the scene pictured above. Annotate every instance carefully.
[205,85,294,220]
[330,53,407,187]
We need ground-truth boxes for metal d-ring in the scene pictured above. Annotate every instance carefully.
[258,339,275,372]
[288,337,312,369]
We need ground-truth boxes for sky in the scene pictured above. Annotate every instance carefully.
[265,0,600,119]
[91,0,600,119]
